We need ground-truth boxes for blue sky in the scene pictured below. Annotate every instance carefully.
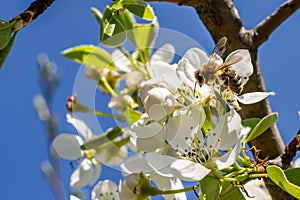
[0,0,299,199]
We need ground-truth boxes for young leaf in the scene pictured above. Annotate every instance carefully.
[0,20,12,50]
[219,181,245,200]
[244,112,278,143]
[62,45,115,70]
[0,32,17,69]
[200,175,221,199]
[111,0,155,20]
[267,165,300,199]
[81,126,123,150]
[124,1,155,20]
[100,7,127,47]
[284,168,300,187]
[128,21,158,49]
[123,108,142,126]
[91,7,103,25]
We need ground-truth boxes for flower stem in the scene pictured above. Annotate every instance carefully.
[156,184,200,196]
[99,76,117,97]
[117,46,149,78]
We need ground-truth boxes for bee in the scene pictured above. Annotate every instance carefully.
[194,37,246,95]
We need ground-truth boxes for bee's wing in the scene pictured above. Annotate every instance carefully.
[212,37,227,56]
[225,49,253,79]
[215,55,242,72]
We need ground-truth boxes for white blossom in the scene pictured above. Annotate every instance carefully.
[121,156,187,200]
[92,180,120,200]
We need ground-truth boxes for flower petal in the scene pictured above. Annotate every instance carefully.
[151,175,187,200]
[70,159,94,189]
[166,115,198,152]
[226,49,253,79]
[92,180,120,200]
[145,153,177,178]
[88,163,102,186]
[121,156,154,176]
[52,134,83,160]
[170,159,211,182]
[237,92,275,104]
[111,49,132,72]
[213,132,244,169]
[147,62,181,92]
[130,118,166,152]
[181,48,209,70]
[150,43,175,64]
[95,143,127,165]
[67,114,93,140]
[208,109,241,150]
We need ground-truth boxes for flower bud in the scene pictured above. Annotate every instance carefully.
[140,84,176,121]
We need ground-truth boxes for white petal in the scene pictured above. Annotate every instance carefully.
[213,132,244,169]
[151,175,187,200]
[150,43,175,64]
[70,159,94,189]
[237,92,275,104]
[242,179,271,200]
[119,175,139,200]
[226,49,253,78]
[145,153,177,178]
[52,134,83,160]
[92,180,120,200]
[95,143,127,165]
[189,104,206,127]
[177,57,197,88]
[111,49,132,72]
[147,62,181,92]
[218,109,242,150]
[121,156,154,175]
[67,114,93,140]
[142,87,176,121]
[88,163,102,186]
[208,109,241,150]
[181,48,209,70]
[130,120,166,152]
[70,195,81,200]
[170,159,210,181]
[166,115,198,152]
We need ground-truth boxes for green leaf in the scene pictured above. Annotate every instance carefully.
[112,0,155,20]
[200,175,221,199]
[244,112,278,143]
[0,20,12,50]
[128,21,158,49]
[124,2,155,20]
[123,108,142,126]
[81,126,123,150]
[100,6,127,47]
[219,181,245,200]
[114,9,135,31]
[0,32,17,69]
[91,7,103,25]
[284,168,300,187]
[267,165,300,199]
[242,118,260,129]
[62,45,115,70]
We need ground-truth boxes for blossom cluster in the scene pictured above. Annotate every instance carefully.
[53,42,274,199]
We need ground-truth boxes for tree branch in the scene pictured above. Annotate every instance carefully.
[11,0,55,31]
[253,0,300,48]
[146,0,300,198]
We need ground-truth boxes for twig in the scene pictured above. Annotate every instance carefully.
[11,0,55,31]
[253,0,300,48]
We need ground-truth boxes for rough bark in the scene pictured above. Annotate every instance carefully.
[146,0,300,199]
